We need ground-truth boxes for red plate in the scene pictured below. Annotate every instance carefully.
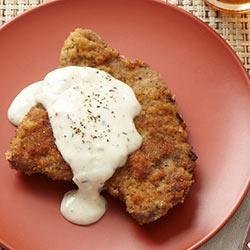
[0,0,249,249]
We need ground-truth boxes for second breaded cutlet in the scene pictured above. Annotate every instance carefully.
[6,28,197,224]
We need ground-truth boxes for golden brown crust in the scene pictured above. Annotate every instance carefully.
[6,104,73,181]
[6,28,197,224]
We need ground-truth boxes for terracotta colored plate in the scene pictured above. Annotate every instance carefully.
[0,0,249,249]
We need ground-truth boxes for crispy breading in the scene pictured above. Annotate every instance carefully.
[6,28,197,224]
[5,104,72,181]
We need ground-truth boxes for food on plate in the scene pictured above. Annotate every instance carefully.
[6,28,197,225]
[7,66,142,225]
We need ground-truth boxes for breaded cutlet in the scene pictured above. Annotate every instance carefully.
[6,28,197,224]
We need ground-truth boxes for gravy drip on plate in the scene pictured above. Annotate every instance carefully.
[8,66,142,225]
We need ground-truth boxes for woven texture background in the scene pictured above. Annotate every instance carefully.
[0,0,249,73]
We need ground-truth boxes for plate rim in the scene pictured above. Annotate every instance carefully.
[0,0,249,249]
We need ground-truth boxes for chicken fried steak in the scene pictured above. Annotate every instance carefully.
[6,28,197,224]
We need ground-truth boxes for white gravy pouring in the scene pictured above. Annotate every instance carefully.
[8,66,142,225]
